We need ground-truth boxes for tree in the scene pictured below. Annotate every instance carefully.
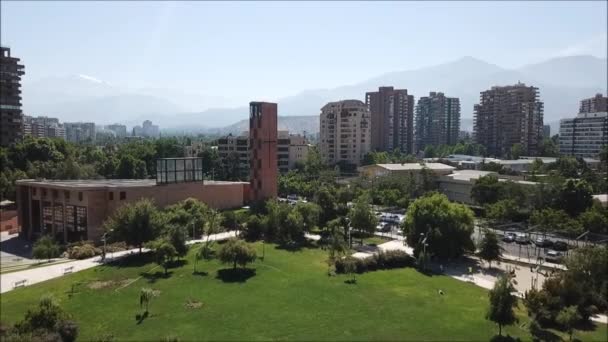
[556,306,581,341]
[103,199,163,253]
[117,155,147,179]
[478,230,502,269]
[538,138,558,157]
[530,208,570,236]
[471,175,503,205]
[217,239,257,269]
[348,195,378,243]
[12,294,78,342]
[146,239,177,276]
[510,143,523,159]
[165,198,210,239]
[139,288,154,314]
[326,231,348,274]
[32,235,61,262]
[558,179,593,216]
[294,202,321,232]
[342,257,358,283]
[485,199,521,223]
[578,205,608,234]
[166,225,188,259]
[486,276,518,336]
[314,186,338,225]
[402,193,475,259]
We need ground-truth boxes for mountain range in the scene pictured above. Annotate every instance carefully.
[21,55,607,135]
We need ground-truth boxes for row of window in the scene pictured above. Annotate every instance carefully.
[108,192,127,201]
[32,188,83,202]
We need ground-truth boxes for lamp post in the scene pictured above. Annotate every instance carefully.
[419,232,429,271]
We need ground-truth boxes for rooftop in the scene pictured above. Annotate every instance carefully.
[15,179,247,190]
[369,163,455,171]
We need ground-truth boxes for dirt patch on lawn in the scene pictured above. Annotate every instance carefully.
[88,279,134,290]
[184,298,203,309]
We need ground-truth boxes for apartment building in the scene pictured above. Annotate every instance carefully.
[559,96,607,158]
[217,131,309,175]
[415,92,460,152]
[65,122,96,143]
[105,124,128,138]
[249,102,278,202]
[132,120,160,138]
[319,99,371,166]
[0,47,25,147]
[365,86,415,154]
[23,116,66,139]
[474,83,544,157]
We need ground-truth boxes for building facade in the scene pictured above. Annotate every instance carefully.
[249,102,278,202]
[105,124,127,138]
[16,159,248,243]
[365,86,415,154]
[0,47,25,147]
[579,93,608,114]
[23,116,66,139]
[65,122,96,143]
[319,100,371,166]
[559,111,607,158]
[473,83,544,157]
[543,125,551,138]
[415,92,460,152]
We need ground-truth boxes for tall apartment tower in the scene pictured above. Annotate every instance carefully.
[473,83,544,157]
[414,92,460,152]
[249,102,278,202]
[559,94,608,158]
[0,47,25,147]
[319,100,371,166]
[365,86,414,154]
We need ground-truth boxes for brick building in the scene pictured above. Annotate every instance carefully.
[249,102,278,202]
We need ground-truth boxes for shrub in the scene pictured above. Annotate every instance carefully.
[67,244,101,259]
[105,241,127,253]
[335,251,414,274]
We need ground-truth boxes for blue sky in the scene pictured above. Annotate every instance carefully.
[2,1,606,102]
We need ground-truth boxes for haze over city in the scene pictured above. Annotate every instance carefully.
[1,1,607,129]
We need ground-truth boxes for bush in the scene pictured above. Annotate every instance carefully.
[335,251,414,274]
[105,241,127,253]
[67,244,101,259]
[32,235,61,261]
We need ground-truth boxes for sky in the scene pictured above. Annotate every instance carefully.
[2,1,607,104]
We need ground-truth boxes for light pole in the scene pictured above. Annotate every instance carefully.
[419,232,429,271]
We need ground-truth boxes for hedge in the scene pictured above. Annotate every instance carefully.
[335,250,415,274]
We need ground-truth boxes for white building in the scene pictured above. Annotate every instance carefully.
[559,111,607,158]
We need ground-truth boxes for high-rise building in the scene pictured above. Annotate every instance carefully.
[414,92,460,152]
[473,83,544,157]
[559,94,608,158]
[579,93,608,114]
[23,116,65,139]
[319,100,371,166]
[105,124,127,137]
[142,120,160,138]
[65,122,96,143]
[543,125,551,138]
[0,47,25,147]
[249,102,278,202]
[365,86,414,154]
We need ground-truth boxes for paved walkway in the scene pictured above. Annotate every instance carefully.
[1,231,239,294]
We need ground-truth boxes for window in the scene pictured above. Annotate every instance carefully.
[52,189,58,199]
[109,192,114,200]
[32,188,37,196]
[120,192,126,200]
[64,191,70,200]
[42,189,47,197]
[78,192,83,201]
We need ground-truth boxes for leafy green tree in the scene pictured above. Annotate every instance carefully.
[402,193,475,259]
[487,276,518,336]
[32,235,61,262]
[556,306,581,341]
[165,198,209,239]
[314,186,338,225]
[217,239,257,269]
[117,155,147,179]
[471,174,503,205]
[166,225,188,259]
[294,202,321,232]
[558,179,593,216]
[348,195,378,242]
[11,294,78,342]
[578,205,608,234]
[103,199,163,253]
[530,208,570,236]
[478,230,502,269]
[146,239,177,276]
[197,147,221,178]
[485,199,521,223]
[510,143,523,159]
[538,138,558,157]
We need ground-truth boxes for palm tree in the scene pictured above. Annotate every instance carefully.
[139,288,154,314]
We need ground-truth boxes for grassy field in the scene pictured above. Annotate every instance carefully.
[1,242,606,341]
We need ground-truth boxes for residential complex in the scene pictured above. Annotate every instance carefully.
[543,125,551,138]
[319,99,371,166]
[217,131,309,175]
[105,124,128,138]
[65,122,96,143]
[132,120,160,138]
[0,47,25,147]
[365,87,415,154]
[559,94,608,158]
[16,158,248,243]
[249,102,278,202]
[473,83,544,157]
[23,116,66,139]
[414,92,460,152]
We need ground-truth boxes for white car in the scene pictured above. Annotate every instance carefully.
[545,250,563,263]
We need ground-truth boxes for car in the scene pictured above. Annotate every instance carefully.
[534,237,553,247]
[545,250,563,263]
[502,232,516,243]
[552,241,569,251]
[515,233,529,244]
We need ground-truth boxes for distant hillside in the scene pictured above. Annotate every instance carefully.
[217,115,319,136]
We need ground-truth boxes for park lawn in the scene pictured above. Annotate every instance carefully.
[1,242,606,341]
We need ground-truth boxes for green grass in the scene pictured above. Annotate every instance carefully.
[1,242,606,341]
[361,236,392,246]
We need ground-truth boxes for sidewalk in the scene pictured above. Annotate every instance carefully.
[1,231,238,294]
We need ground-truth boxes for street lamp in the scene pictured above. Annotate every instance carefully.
[419,232,429,271]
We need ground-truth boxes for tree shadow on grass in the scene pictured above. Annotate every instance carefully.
[192,270,208,277]
[276,239,317,252]
[216,268,256,283]
[106,252,154,268]
[574,319,599,332]
[140,271,172,283]
[489,334,521,342]
[167,259,187,269]
[530,328,561,342]
[135,311,149,325]
[344,278,357,285]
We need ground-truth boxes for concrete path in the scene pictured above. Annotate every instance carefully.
[1,231,239,294]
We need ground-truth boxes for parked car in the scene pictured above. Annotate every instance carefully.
[552,241,569,251]
[502,232,516,243]
[534,237,553,247]
[515,233,529,244]
[545,250,563,263]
